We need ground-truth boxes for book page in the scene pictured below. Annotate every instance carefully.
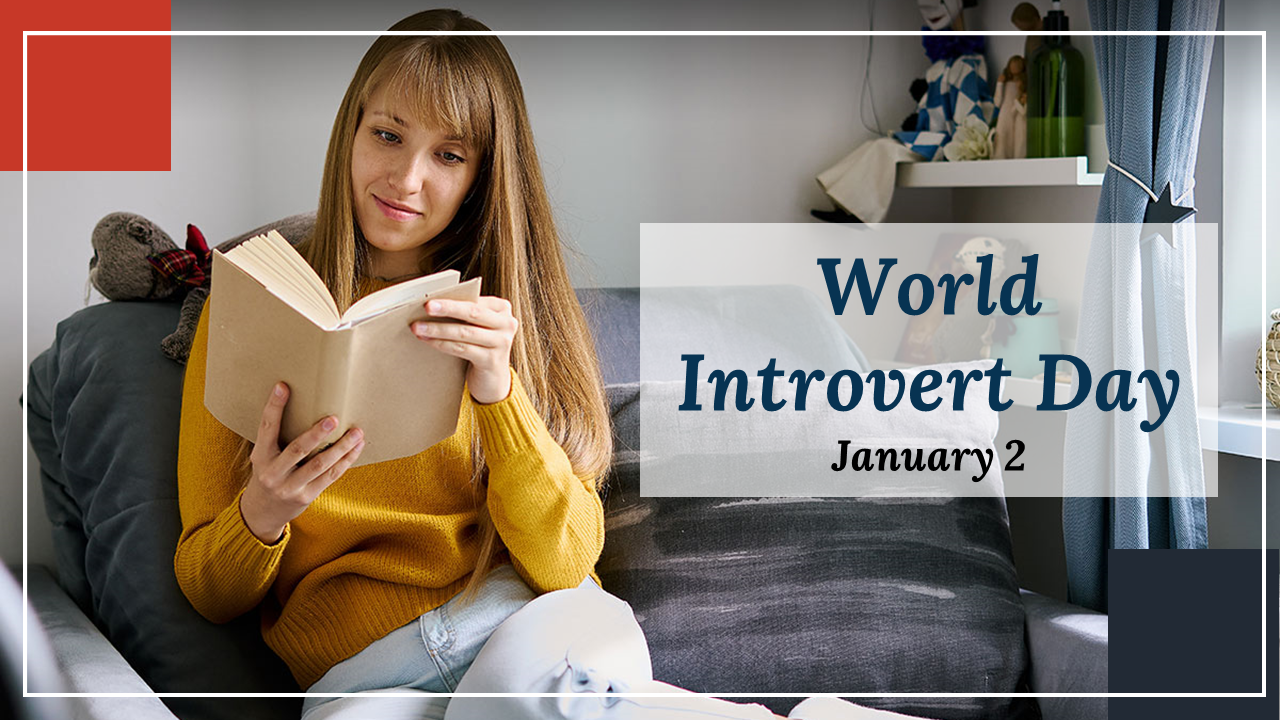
[340,269,465,326]
[234,242,333,325]
[253,231,341,323]
[220,231,341,328]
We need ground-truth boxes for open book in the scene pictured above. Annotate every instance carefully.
[204,230,481,467]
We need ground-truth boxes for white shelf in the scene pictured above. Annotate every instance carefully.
[1003,375,1074,408]
[895,156,1104,188]
[1198,403,1280,462]
[870,358,1071,409]
[863,365,1276,459]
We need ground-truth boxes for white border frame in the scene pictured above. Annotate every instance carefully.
[20,28,1269,702]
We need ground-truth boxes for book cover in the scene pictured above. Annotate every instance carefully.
[204,232,482,467]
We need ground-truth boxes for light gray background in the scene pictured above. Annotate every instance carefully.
[10,1,1274,587]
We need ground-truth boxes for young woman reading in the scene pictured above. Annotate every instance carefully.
[174,9,910,720]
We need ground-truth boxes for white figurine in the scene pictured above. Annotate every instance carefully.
[992,56,1028,160]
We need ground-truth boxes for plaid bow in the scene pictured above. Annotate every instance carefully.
[147,224,210,288]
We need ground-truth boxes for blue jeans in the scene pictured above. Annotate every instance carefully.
[301,563,534,719]
[299,563,781,720]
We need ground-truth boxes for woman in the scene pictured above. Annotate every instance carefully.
[174,9,902,720]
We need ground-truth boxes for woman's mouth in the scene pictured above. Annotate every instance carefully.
[373,195,421,222]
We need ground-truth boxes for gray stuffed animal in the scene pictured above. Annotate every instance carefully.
[89,211,317,364]
[89,212,186,302]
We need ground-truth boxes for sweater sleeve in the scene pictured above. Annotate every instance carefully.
[472,370,605,594]
[173,301,290,624]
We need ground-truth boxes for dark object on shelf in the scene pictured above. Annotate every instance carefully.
[1027,1,1085,158]
[910,77,929,102]
[901,78,931,131]
[922,33,986,63]
[809,206,864,224]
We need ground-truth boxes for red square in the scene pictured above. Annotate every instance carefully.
[27,36,171,171]
[8,1,171,171]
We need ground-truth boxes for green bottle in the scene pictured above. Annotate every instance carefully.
[1027,1,1085,158]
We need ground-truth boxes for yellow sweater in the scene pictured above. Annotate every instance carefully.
[173,278,605,689]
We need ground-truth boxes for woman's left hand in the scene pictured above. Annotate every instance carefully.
[411,296,519,404]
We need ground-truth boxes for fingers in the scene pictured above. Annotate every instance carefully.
[412,321,507,351]
[245,384,366,534]
[298,431,366,499]
[422,297,519,332]
[241,422,363,540]
[255,382,289,449]
[417,336,492,365]
[272,413,341,476]
[411,296,519,363]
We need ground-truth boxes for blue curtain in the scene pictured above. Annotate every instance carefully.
[1063,0,1218,612]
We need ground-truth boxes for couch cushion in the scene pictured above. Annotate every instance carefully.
[26,300,299,719]
[595,284,1037,720]
[577,288,640,386]
[599,379,1037,719]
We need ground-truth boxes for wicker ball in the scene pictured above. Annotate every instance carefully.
[1256,308,1280,408]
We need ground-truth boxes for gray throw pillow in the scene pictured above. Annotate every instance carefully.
[26,300,299,719]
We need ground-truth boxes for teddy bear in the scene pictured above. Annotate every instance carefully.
[88,210,316,364]
[89,212,189,302]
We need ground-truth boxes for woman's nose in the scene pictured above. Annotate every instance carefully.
[387,153,428,194]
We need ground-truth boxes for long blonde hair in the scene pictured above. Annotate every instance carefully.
[230,9,611,599]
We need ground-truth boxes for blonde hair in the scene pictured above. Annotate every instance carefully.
[229,9,611,600]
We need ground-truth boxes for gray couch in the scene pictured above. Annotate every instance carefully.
[13,266,1107,719]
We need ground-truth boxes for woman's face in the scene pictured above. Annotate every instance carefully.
[351,83,480,276]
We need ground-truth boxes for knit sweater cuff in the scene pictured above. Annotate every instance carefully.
[471,369,549,462]
[216,489,291,570]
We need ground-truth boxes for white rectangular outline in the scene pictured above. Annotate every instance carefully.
[20,28,1269,702]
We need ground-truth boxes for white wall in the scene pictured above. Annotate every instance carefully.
[1230,1,1280,317]
[1222,1,1275,406]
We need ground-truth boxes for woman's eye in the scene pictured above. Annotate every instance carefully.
[439,151,466,165]
[372,128,401,144]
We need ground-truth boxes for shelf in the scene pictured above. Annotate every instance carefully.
[870,358,1071,409]
[865,363,1277,459]
[1198,403,1280,462]
[895,156,1104,188]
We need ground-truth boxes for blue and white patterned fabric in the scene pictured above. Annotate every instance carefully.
[895,54,996,160]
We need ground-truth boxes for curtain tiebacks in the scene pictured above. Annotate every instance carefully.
[1106,161,1194,204]
[1107,161,1197,227]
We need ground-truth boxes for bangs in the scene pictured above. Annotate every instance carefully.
[364,42,494,154]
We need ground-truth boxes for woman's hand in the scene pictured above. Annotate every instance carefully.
[410,296,519,404]
[239,382,366,544]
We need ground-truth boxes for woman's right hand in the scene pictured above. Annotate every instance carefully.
[239,382,366,544]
